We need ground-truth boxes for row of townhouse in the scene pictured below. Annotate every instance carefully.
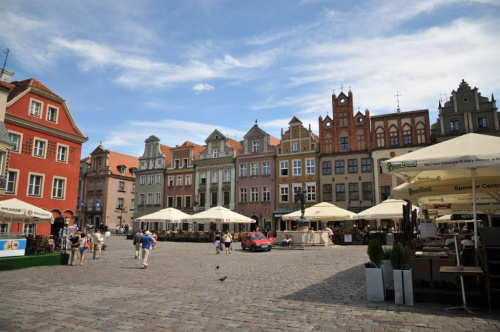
[0,70,87,237]
[79,80,499,234]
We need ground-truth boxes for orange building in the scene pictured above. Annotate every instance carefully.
[3,78,87,236]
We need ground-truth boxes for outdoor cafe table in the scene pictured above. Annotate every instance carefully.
[439,266,484,313]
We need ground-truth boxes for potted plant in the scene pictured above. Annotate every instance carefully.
[381,247,393,290]
[390,241,413,305]
[365,239,385,301]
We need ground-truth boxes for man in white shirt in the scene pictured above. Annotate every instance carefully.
[93,229,104,259]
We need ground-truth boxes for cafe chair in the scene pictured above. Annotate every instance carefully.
[477,238,500,313]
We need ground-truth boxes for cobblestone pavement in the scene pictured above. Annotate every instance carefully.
[0,235,499,332]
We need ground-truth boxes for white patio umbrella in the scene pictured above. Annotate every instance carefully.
[382,133,500,247]
[356,199,417,220]
[136,208,191,223]
[435,214,474,224]
[187,206,255,223]
[282,202,356,221]
[0,198,53,222]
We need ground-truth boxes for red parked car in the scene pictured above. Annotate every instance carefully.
[241,232,273,252]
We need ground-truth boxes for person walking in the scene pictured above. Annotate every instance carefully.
[140,231,156,269]
[214,231,222,254]
[133,229,143,259]
[222,230,233,255]
[151,231,158,251]
[68,233,80,266]
[78,233,87,266]
[93,229,104,259]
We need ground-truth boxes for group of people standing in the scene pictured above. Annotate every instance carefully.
[213,230,233,254]
[68,229,105,266]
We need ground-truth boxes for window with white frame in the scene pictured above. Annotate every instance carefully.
[240,188,247,202]
[56,145,68,162]
[118,198,124,209]
[139,175,146,185]
[6,170,18,194]
[252,141,260,153]
[186,175,192,185]
[52,177,65,199]
[118,181,125,191]
[174,159,180,168]
[176,175,183,186]
[24,223,35,235]
[450,120,460,131]
[250,163,258,176]
[185,196,191,207]
[130,199,134,209]
[147,193,153,205]
[30,100,42,117]
[305,158,315,175]
[280,161,289,176]
[28,174,43,197]
[292,184,302,200]
[47,106,58,123]
[239,164,247,177]
[9,133,21,153]
[250,187,259,202]
[293,160,302,176]
[262,161,270,175]
[280,185,289,203]
[182,158,188,167]
[147,175,154,185]
[168,176,174,186]
[33,139,47,158]
[292,142,299,151]
[176,196,182,207]
[262,186,270,201]
[200,172,206,184]
[211,171,218,183]
[213,149,219,158]
[139,194,145,205]
[478,117,488,129]
[155,193,161,205]
[155,174,161,184]
[306,183,316,202]
[223,170,230,182]
[87,198,93,208]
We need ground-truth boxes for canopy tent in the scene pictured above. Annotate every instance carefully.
[0,198,53,223]
[355,199,418,220]
[187,206,256,223]
[382,133,500,247]
[136,208,191,223]
[435,214,474,224]
[282,202,356,221]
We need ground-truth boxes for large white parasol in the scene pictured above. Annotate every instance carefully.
[136,208,191,223]
[282,202,356,221]
[356,199,417,220]
[187,206,255,223]
[0,198,53,223]
[382,133,500,247]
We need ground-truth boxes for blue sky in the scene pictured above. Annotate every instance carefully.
[1,0,499,158]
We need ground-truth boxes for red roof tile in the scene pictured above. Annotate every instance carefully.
[8,78,63,101]
[160,144,172,167]
[108,151,139,177]
[227,138,242,156]
[269,135,280,146]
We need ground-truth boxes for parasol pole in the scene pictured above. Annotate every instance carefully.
[471,168,478,249]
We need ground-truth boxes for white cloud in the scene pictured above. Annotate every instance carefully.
[193,83,215,93]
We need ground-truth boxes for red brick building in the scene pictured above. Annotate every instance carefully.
[3,78,87,236]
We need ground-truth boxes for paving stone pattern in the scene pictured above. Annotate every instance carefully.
[0,236,499,331]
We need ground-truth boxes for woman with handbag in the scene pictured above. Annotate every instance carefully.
[78,233,88,266]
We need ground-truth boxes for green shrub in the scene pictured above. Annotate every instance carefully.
[367,239,384,267]
[390,241,410,269]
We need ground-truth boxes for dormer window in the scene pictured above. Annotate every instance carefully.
[213,149,219,158]
[252,141,260,153]
[118,166,126,175]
